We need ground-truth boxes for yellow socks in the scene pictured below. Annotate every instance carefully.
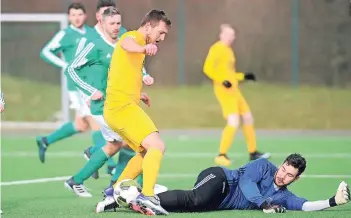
[142,148,163,196]
[113,153,143,189]
[219,125,236,154]
[243,124,257,153]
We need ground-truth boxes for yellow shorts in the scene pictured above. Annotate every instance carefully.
[215,90,251,118]
[104,103,158,153]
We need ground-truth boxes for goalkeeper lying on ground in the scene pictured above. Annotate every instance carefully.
[157,153,350,213]
[100,153,350,213]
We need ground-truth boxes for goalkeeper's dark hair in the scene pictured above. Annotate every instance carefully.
[284,153,306,176]
[96,0,116,11]
[68,2,86,14]
[140,9,171,28]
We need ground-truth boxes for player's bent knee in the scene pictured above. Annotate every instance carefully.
[141,132,166,153]
[74,118,89,132]
[227,114,240,128]
[85,116,101,131]
[103,141,122,156]
[242,112,254,125]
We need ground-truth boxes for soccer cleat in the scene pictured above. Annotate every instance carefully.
[250,151,271,161]
[103,186,114,197]
[36,136,48,163]
[64,177,92,198]
[96,196,119,213]
[215,154,232,166]
[96,186,124,213]
[83,147,99,179]
[130,193,169,215]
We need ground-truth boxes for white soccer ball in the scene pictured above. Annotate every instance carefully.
[113,179,141,208]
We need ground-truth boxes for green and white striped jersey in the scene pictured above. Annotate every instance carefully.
[67,36,115,115]
[40,24,94,91]
[67,27,150,115]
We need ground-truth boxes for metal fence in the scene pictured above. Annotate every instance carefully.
[2,0,351,87]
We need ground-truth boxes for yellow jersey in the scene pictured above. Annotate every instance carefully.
[105,31,146,110]
[203,41,244,91]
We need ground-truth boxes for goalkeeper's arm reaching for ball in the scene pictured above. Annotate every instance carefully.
[264,181,350,213]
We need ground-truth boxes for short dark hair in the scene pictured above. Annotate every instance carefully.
[140,9,171,28]
[96,0,116,11]
[102,7,120,18]
[68,2,86,14]
[284,153,306,176]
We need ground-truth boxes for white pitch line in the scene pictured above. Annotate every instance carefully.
[1,174,351,187]
[2,152,351,159]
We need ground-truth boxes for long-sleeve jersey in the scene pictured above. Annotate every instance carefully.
[219,158,307,211]
[67,31,150,115]
[203,41,245,93]
[40,24,94,91]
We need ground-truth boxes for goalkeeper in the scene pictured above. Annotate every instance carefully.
[156,153,350,213]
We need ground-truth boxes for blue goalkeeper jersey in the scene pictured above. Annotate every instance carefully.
[219,158,307,211]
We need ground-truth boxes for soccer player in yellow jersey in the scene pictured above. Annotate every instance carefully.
[203,24,270,167]
[104,10,171,215]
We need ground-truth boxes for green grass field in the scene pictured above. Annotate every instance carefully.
[2,75,351,129]
[1,131,351,218]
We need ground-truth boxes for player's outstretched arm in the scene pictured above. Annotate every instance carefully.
[300,181,350,211]
[120,37,145,53]
[67,42,100,98]
[40,30,68,69]
[235,72,257,81]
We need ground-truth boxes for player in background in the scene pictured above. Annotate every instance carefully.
[153,154,350,213]
[63,7,164,198]
[36,3,102,164]
[83,0,155,179]
[103,9,171,215]
[203,24,270,166]
[0,91,4,113]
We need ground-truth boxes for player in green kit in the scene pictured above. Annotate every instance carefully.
[63,7,165,198]
[36,3,106,167]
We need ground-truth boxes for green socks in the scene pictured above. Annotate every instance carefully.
[73,148,109,184]
[89,131,106,154]
[46,122,79,145]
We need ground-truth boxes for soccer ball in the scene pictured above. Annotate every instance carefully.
[113,179,141,208]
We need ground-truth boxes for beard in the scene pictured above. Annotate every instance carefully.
[273,172,295,188]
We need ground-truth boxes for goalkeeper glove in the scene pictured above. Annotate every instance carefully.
[329,181,350,207]
[222,80,232,88]
[260,200,287,213]
[244,72,256,81]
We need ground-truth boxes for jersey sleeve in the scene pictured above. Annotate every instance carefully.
[67,42,97,96]
[238,159,272,208]
[40,30,68,69]
[203,45,228,83]
[283,192,308,211]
